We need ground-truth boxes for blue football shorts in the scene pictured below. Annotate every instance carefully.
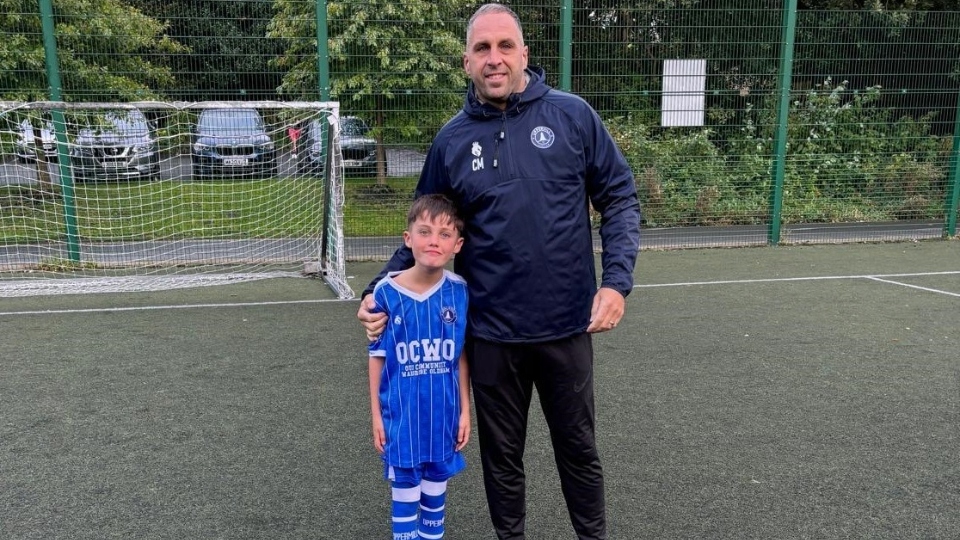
[384,451,466,484]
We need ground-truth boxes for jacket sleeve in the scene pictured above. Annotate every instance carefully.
[583,107,641,297]
[361,245,414,299]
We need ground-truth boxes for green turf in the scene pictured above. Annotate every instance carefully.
[1,241,958,538]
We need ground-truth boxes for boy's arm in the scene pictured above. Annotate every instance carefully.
[368,356,386,454]
[455,351,471,451]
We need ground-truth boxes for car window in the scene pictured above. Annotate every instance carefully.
[307,119,324,138]
[105,111,150,136]
[199,110,264,134]
[18,119,55,137]
[340,118,368,136]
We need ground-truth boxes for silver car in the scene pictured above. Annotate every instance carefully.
[70,109,161,182]
[15,119,58,163]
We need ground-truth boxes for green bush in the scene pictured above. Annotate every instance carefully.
[607,77,949,227]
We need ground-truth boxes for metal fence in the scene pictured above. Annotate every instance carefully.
[1,0,958,262]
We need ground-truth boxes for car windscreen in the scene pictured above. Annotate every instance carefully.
[199,110,263,135]
[340,118,368,136]
[106,112,149,136]
[77,111,149,136]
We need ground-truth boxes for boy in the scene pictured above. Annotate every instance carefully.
[367,194,471,539]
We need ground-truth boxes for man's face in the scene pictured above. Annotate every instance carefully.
[463,12,529,110]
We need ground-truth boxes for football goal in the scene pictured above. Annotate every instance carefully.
[0,100,353,299]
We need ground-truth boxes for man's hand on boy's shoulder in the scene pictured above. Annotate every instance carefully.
[358,294,388,341]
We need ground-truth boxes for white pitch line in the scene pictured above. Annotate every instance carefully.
[2,270,958,317]
[0,298,343,317]
[635,270,960,288]
[864,277,960,298]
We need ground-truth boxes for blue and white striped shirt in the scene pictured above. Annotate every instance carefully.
[369,270,469,468]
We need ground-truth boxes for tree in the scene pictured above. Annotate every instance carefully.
[0,0,184,102]
[127,0,284,100]
[269,0,468,183]
[1,0,184,199]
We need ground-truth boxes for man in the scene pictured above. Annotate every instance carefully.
[358,4,640,538]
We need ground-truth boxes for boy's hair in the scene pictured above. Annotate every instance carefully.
[407,194,464,235]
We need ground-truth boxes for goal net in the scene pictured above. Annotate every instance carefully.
[0,101,353,299]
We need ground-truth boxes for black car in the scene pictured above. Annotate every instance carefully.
[70,109,161,181]
[297,116,377,176]
[192,108,277,179]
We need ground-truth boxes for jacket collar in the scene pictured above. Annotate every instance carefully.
[464,66,550,119]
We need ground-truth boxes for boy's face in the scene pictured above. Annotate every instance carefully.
[403,212,463,270]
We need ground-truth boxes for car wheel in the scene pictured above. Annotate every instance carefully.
[70,165,87,183]
[264,161,278,179]
[192,159,207,180]
[145,156,162,181]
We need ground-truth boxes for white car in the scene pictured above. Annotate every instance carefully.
[15,119,58,163]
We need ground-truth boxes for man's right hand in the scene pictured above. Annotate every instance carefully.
[357,294,388,341]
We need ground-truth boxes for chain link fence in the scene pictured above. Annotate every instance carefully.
[1,1,958,263]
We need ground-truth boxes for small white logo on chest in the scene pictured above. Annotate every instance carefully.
[531,126,555,149]
[471,141,484,171]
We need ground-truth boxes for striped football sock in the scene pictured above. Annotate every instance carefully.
[391,481,420,539]
[418,479,447,539]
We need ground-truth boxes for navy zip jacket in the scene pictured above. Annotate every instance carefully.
[364,67,641,343]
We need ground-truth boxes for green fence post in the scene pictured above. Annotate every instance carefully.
[39,0,80,263]
[945,89,960,237]
[316,0,330,101]
[316,0,333,265]
[768,0,798,245]
[559,0,572,92]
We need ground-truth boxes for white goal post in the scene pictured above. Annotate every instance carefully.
[0,100,353,299]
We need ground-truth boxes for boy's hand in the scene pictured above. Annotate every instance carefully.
[371,416,386,454]
[455,411,471,451]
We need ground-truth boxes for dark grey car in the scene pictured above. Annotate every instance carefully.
[298,116,377,176]
[70,109,161,181]
[192,108,278,179]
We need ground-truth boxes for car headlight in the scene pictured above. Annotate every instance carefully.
[193,142,209,153]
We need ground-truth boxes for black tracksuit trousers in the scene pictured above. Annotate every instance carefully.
[468,333,607,540]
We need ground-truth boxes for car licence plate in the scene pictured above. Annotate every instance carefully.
[223,158,249,166]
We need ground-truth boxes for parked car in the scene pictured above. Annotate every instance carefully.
[15,119,58,163]
[297,116,377,176]
[192,108,277,179]
[70,109,161,181]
